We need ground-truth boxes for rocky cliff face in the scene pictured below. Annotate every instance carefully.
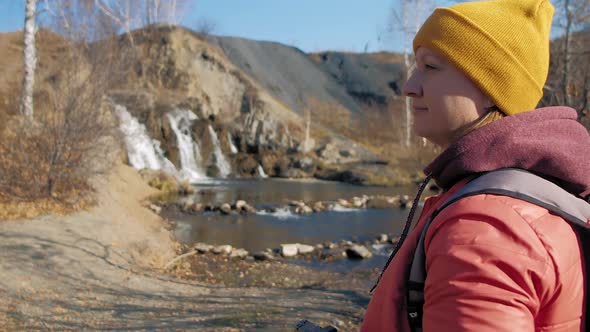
[0,26,408,185]
[103,26,406,184]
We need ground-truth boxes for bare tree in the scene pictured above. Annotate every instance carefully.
[20,0,38,118]
[382,0,437,148]
[0,0,130,203]
[545,0,590,115]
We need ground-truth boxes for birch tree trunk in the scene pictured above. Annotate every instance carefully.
[20,0,37,118]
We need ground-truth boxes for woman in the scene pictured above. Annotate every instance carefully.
[362,0,590,331]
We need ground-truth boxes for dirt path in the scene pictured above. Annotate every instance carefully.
[0,165,368,331]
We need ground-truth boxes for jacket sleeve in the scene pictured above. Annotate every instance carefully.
[422,205,553,332]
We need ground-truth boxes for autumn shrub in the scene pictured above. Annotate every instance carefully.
[0,34,128,217]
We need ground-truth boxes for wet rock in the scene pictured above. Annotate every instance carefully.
[281,244,298,257]
[389,236,401,245]
[296,244,315,254]
[243,204,257,214]
[326,242,338,249]
[377,234,389,243]
[312,201,325,212]
[253,251,274,261]
[235,200,247,210]
[183,201,203,214]
[320,248,344,260]
[295,205,313,214]
[400,195,411,209]
[194,243,213,253]
[352,197,365,208]
[212,244,233,255]
[289,200,305,208]
[337,199,351,208]
[366,197,395,209]
[346,245,373,259]
[220,203,232,215]
[325,203,337,211]
[229,248,249,259]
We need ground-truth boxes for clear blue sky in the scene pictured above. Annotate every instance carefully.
[0,0,442,53]
[0,1,560,53]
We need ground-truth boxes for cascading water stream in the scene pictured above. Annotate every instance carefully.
[166,109,207,182]
[227,132,238,154]
[208,125,231,178]
[115,104,178,175]
[257,164,268,178]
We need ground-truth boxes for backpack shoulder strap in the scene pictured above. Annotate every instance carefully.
[407,168,590,332]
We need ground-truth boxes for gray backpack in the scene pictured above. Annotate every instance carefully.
[406,168,590,332]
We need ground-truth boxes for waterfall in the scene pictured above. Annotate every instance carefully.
[166,109,207,182]
[257,164,268,178]
[227,132,238,154]
[208,125,231,178]
[115,104,178,175]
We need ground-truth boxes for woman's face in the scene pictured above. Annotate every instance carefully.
[403,47,492,148]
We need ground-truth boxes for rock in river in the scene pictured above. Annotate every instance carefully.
[346,245,373,259]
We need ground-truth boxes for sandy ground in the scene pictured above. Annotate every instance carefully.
[0,164,368,331]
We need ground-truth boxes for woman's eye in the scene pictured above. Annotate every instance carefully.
[425,64,437,70]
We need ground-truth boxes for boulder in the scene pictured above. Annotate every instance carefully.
[295,205,313,214]
[220,203,232,215]
[346,245,373,259]
[281,244,298,257]
[312,201,325,212]
[235,200,247,210]
[194,243,213,253]
[296,244,315,254]
[352,197,365,208]
[229,248,249,259]
[253,251,274,261]
[242,203,257,214]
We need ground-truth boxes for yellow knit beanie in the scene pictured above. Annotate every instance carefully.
[413,0,554,115]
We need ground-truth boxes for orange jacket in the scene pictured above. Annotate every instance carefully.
[361,178,584,331]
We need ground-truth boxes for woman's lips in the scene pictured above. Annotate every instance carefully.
[412,106,428,112]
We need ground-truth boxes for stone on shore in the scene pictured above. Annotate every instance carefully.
[281,244,298,257]
[296,244,315,254]
[229,248,249,259]
[253,251,274,261]
[212,244,233,255]
[194,243,213,253]
[346,245,372,259]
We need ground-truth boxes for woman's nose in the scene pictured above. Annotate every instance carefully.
[403,71,422,97]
